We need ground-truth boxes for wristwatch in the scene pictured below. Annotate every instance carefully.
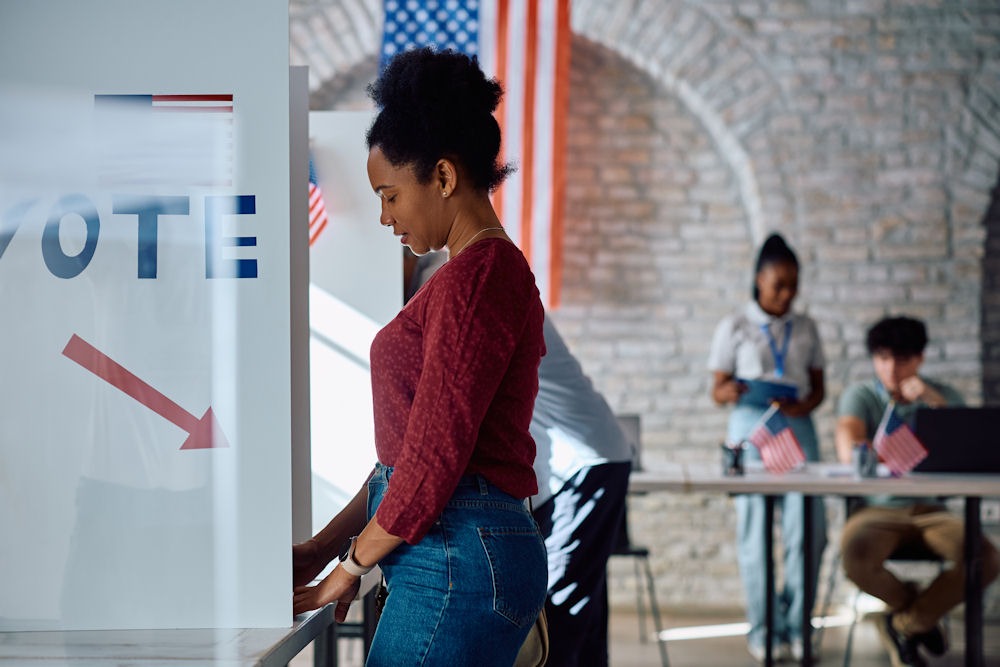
[339,536,374,577]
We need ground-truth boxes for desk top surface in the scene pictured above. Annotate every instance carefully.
[631,462,1000,496]
[0,606,333,666]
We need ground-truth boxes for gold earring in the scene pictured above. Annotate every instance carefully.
[442,190,449,197]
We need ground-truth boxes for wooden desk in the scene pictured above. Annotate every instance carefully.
[0,605,334,666]
[631,462,1000,667]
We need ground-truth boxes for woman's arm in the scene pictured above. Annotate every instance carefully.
[292,469,374,588]
[779,367,825,418]
[293,514,404,620]
[711,370,746,406]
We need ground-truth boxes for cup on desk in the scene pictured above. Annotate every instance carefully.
[852,442,877,478]
[721,441,746,476]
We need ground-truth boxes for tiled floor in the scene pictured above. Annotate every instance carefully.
[607,607,1000,666]
[292,603,1000,666]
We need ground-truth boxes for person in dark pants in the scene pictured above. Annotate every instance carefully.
[528,315,633,666]
[407,256,634,666]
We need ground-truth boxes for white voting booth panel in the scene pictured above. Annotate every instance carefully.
[0,2,294,630]
[307,111,402,535]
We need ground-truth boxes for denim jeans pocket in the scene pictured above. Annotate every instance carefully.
[477,526,546,628]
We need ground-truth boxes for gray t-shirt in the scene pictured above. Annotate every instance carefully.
[837,376,964,507]
[837,377,965,436]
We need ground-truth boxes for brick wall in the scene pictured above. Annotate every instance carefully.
[291,0,1000,615]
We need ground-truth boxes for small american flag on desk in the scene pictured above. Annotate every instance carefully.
[873,402,928,475]
[748,404,806,473]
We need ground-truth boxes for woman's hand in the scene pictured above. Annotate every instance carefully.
[776,398,812,418]
[718,380,746,404]
[712,372,747,405]
[292,538,331,588]
[778,368,825,418]
[293,565,362,621]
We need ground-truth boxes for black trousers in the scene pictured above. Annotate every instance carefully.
[532,461,632,667]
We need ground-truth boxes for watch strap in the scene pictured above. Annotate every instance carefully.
[339,536,374,577]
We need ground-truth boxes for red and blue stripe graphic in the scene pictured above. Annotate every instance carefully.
[94,94,234,187]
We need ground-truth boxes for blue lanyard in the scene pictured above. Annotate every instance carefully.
[761,321,793,378]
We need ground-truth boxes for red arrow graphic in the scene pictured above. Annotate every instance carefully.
[62,333,229,450]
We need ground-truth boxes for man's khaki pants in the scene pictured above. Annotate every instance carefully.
[841,504,1000,636]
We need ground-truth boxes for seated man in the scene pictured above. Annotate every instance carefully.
[835,315,1000,667]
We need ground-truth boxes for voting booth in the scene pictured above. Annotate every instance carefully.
[0,1,297,630]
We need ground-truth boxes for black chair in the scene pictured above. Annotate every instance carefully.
[610,414,669,667]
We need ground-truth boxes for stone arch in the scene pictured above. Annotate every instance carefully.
[572,0,799,247]
[286,0,1000,613]
[289,0,382,102]
[291,0,802,248]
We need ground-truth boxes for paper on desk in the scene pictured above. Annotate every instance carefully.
[820,463,893,478]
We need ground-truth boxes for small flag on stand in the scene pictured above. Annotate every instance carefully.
[873,402,928,475]
[747,404,806,473]
[308,157,329,246]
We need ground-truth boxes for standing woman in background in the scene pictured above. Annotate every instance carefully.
[707,233,828,663]
[291,47,548,666]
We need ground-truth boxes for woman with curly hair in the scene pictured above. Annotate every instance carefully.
[292,47,548,665]
[708,233,828,662]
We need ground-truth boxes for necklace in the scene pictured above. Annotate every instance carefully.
[455,226,504,257]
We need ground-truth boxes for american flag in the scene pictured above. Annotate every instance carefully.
[94,94,234,187]
[873,402,928,475]
[308,156,329,246]
[379,0,571,307]
[748,405,806,473]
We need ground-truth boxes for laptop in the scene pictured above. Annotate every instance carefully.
[912,406,1000,473]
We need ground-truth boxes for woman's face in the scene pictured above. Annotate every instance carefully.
[755,261,798,317]
[367,146,447,255]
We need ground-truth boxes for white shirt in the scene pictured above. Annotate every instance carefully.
[530,316,633,506]
[707,301,825,399]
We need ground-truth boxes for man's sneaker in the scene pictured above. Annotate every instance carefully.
[876,613,927,667]
[913,622,948,656]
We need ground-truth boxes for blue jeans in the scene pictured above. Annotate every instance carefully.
[729,407,828,649]
[366,463,548,666]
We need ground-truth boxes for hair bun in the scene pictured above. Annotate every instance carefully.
[366,47,513,192]
[370,48,502,120]
[760,233,790,255]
